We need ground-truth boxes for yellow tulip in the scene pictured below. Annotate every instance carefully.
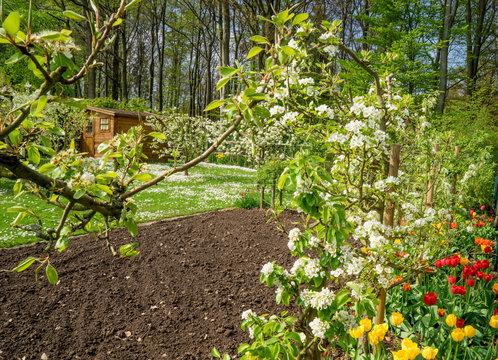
[451,328,465,342]
[393,350,409,360]
[445,314,457,327]
[421,346,438,359]
[368,331,380,345]
[394,239,401,244]
[391,312,404,326]
[490,315,498,328]
[349,325,364,339]
[464,325,476,338]
[360,318,372,332]
[460,257,468,265]
[493,283,498,295]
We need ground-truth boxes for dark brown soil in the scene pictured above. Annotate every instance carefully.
[0,209,300,360]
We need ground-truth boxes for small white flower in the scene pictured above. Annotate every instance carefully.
[261,262,274,276]
[309,318,329,339]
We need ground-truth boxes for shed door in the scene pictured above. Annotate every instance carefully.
[81,119,94,155]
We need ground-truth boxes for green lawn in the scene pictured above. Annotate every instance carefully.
[0,162,258,248]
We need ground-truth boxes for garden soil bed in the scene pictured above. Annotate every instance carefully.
[0,209,302,360]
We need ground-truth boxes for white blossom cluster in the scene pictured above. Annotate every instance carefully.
[309,318,330,339]
[288,228,301,252]
[300,287,335,310]
[261,262,274,276]
[335,310,357,331]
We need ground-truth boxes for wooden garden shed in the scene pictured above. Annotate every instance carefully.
[81,106,166,161]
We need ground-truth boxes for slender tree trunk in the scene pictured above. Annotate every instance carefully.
[436,0,460,113]
[112,32,120,100]
[121,18,128,102]
[149,14,157,108]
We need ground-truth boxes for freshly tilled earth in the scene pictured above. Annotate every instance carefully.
[0,209,300,360]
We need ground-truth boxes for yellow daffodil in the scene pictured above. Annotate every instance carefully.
[451,328,465,342]
[490,315,498,328]
[464,325,476,338]
[421,346,438,359]
[391,312,404,326]
[349,325,364,338]
[446,314,457,327]
[360,318,372,332]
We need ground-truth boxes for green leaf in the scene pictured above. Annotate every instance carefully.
[250,35,270,44]
[124,217,138,237]
[96,184,113,195]
[73,189,86,199]
[7,205,28,213]
[55,236,69,253]
[211,347,221,358]
[38,163,56,174]
[222,355,231,360]
[12,257,36,272]
[253,106,271,118]
[204,100,225,112]
[3,12,20,37]
[282,46,295,56]
[113,18,123,27]
[133,173,153,182]
[219,66,237,77]
[5,52,26,65]
[125,0,141,10]
[246,46,263,59]
[292,13,309,26]
[216,77,230,91]
[13,180,22,195]
[27,146,41,165]
[63,10,86,21]
[46,264,58,284]
[148,131,166,140]
[11,212,26,226]
[30,96,48,117]
[119,242,138,255]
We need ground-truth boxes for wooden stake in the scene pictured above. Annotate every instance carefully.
[450,146,460,195]
[425,143,439,209]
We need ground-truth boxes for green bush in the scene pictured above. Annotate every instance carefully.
[233,191,259,209]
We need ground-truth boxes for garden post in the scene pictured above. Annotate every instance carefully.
[425,143,439,209]
[450,146,460,195]
[376,144,401,326]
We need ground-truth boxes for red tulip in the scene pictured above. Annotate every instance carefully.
[494,309,498,315]
[435,260,443,268]
[403,283,411,291]
[481,205,486,210]
[424,292,437,306]
[484,246,492,253]
[477,271,484,279]
[485,274,492,282]
[448,276,456,284]
[482,260,490,270]
[466,278,475,287]
[456,318,465,328]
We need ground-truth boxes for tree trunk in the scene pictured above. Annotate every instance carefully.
[436,0,460,113]
[111,31,120,100]
[149,13,157,109]
[121,18,128,102]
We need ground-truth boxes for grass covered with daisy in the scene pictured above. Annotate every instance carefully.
[0,162,257,247]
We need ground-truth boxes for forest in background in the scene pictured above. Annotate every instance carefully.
[0,0,496,116]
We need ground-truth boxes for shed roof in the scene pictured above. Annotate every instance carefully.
[86,106,156,118]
